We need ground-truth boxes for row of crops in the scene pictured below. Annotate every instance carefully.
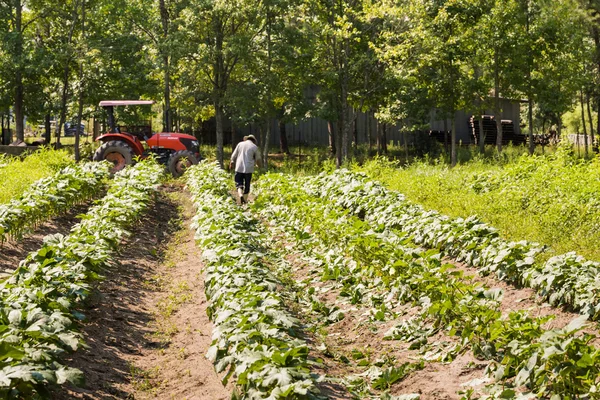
[0,158,163,398]
[187,162,600,399]
[3,151,599,398]
[300,170,600,319]
[186,164,317,399]
[0,162,110,243]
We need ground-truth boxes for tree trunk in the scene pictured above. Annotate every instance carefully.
[594,25,600,153]
[327,120,336,155]
[75,87,84,161]
[381,123,388,154]
[403,130,409,161]
[587,92,596,152]
[7,110,11,143]
[231,121,235,147]
[342,107,352,160]
[367,111,372,153]
[340,38,350,164]
[528,98,534,154]
[255,123,262,148]
[581,90,589,156]
[339,104,348,164]
[443,118,449,152]
[353,113,358,155]
[162,59,171,132]
[494,52,503,153]
[44,114,51,144]
[279,120,289,154]
[159,0,171,132]
[451,116,457,167]
[376,120,382,156]
[526,2,534,155]
[215,101,224,168]
[57,68,71,147]
[262,116,270,169]
[74,0,86,162]
[577,127,581,157]
[57,0,79,148]
[93,117,100,140]
[213,15,225,168]
[14,0,24,142]
[336,113,343,167]
[478,113,485,154]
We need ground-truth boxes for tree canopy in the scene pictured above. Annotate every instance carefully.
[1,0,598,164]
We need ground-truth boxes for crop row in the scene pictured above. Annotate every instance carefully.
[185,162,318,399]
[0,159,163,398]
[300,170,600,319]
[255,173,600,399]
[0,162,111,244]
[254,179,431,398]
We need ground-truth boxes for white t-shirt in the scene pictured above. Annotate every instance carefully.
[231,140,260,173]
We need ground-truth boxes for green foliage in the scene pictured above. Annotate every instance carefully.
[358,151,600,261]
[186,162,318,399]
[0,159,163,398]
[0,161,110,243]
[0,149,73,204]
[305,166,600,318]
[253,170,600,397]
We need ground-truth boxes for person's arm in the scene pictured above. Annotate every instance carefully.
[230,144,239,170]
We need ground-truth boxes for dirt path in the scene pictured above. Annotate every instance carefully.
[53,185,230,399]
[0,202,92,273]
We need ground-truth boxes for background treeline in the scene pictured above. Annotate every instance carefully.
[1,0,598,166]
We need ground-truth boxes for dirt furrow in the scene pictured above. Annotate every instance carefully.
[0,201,93,273]
[261,221,488,400]
[53,185,230,399]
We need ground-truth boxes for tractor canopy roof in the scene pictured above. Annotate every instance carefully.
[99,100,155,107]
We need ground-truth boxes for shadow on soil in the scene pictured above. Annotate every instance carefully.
[0,201,93,273]
[51,187,183,399]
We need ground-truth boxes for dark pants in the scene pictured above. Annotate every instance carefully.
[235,172,253,194]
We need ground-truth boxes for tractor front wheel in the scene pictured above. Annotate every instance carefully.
[168,150,198,178]
[93,140,134,173]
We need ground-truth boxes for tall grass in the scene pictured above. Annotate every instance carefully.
[357,145,600,261]
[0,148,73,204]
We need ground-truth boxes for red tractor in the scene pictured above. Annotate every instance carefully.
[93,100,200,177]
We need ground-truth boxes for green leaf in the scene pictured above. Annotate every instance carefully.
[56,367,84,385]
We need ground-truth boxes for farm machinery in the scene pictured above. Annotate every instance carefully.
[93,100,200,177]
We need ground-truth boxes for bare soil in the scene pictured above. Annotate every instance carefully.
[36,182,600,400]
[264,224,488,400]
[52,186,230,400]
[0,202,91,273]
[446,259,596,337]
[264,219,600,399]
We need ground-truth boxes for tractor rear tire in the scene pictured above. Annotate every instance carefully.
[168,150,198,178]
[93,140,134,174]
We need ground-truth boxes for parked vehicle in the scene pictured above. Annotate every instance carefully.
[92,100,201,177]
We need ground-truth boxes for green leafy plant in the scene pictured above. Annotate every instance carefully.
[0,159,163,398]
[186,162,318,399]
[253,171,600,398]
[0,161,110,244]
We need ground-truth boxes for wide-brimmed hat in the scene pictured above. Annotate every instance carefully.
[244,134,257,143]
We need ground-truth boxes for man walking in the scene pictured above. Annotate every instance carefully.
[229,134,262,204]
